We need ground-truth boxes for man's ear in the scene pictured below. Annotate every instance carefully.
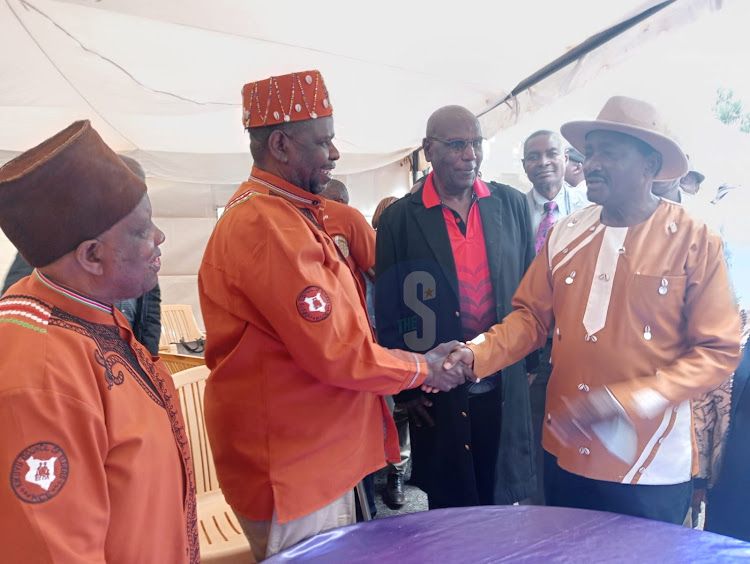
[563,148,570,166]
[645,151,663,179]
[422,138,433,163]
[75,239,105,275]
[267,130,290,163]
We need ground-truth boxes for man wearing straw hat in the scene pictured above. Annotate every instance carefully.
[198,70,472,560]
[0,121,198,562]
[446,96,741,523]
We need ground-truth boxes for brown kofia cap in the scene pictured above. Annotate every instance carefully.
[0,121,147,267]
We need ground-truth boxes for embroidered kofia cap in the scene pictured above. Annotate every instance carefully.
[241,70,333,129]
[561,96,688,180]
[0,120,147,267]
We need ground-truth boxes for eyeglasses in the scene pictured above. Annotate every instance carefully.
[427,137,484,152]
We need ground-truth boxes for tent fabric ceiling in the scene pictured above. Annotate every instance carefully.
[0,0,711,181]
[0,0,725,328]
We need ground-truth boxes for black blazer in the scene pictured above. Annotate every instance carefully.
[375,180,537,505]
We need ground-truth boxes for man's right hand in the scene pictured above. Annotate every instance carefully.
[421,340,475,393]
[397,395,435,428]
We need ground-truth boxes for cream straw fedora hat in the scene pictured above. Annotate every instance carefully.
[561,96,688,180]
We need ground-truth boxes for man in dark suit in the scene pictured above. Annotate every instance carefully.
[375,105,537,508]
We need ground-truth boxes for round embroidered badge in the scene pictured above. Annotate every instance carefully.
[332,235,350,258]
[296,286,332,322]
[10,442,69,504]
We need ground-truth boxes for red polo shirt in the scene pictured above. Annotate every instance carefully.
[423,173,496,341]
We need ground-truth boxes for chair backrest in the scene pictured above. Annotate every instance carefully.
[159,353,206,375]
[161,304,204,347]
[171,365,219,496]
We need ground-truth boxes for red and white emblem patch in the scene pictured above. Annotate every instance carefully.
[10,442,69,504]
[296,286,332,322]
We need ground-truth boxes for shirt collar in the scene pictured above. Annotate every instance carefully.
[422,171,491,209]
[30,269,118,325]
[248,167,326,211]
[531,182,569,211]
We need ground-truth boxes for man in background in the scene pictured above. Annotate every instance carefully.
[564,145,585,188]
[376,105,537,510]
[319,178,350,205]
[679,157,705,196]
[319,178,375,295]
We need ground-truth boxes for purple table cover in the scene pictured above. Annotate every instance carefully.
[265,506,750,563]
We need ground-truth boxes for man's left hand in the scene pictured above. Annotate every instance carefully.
[548,388,622,446]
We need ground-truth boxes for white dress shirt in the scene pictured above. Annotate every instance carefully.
[526,182,591,235]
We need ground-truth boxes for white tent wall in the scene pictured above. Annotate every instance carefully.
[336,158,413,222]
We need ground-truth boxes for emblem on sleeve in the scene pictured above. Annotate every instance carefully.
[10,442,69,503]
[296,286,332,322]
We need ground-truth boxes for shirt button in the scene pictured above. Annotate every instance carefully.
[465,444,470,451]
[461,411,468,418]
[455,311,460,317]
[638,467,646,474]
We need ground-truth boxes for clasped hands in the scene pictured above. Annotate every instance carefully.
[419,340,477,393]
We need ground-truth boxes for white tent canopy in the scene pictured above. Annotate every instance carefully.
[0,0,726,327]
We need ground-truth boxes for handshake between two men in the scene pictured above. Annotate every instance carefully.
[418,340,476,394]
[397,341,477,429]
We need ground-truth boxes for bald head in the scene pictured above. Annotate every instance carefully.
[426,105,480,139]
[423,105,483,196]
[319,179,349,205]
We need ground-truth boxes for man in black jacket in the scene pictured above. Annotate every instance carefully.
[375,105,537,508]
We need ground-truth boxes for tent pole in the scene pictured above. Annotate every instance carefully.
[477,0,677,118]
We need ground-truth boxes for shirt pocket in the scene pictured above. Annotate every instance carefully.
[629,273,687,340]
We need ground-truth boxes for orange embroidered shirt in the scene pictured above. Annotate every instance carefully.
[198,168,427,524]
[468,201,740,485]
[0,271,198,564]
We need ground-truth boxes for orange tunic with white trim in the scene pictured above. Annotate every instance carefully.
[468,200,740,484]
[199,168,427,524]
[0,271,198,564]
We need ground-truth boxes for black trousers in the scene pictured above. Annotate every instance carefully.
[544,452,692,525]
